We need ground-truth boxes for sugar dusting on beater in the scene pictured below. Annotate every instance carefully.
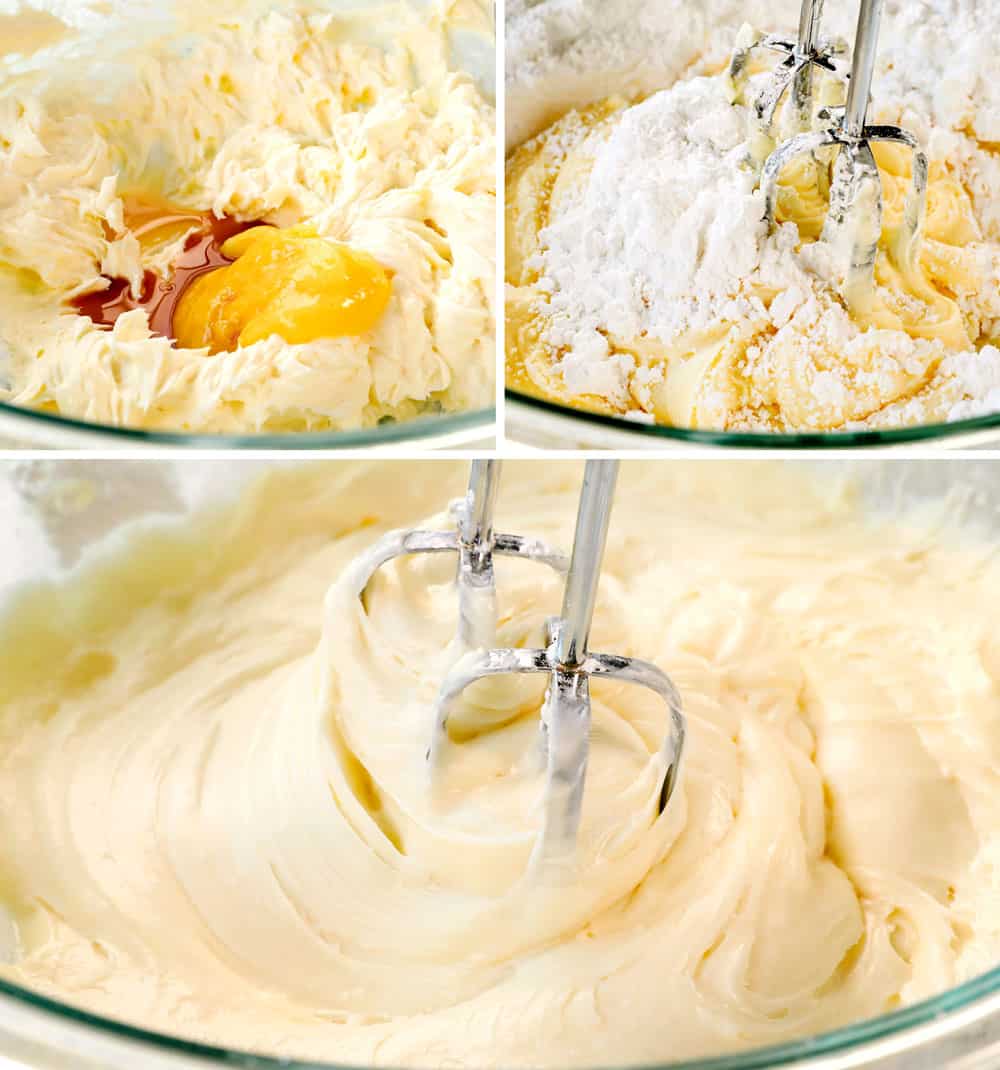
[728,0,848,165]
[743,0,929,311]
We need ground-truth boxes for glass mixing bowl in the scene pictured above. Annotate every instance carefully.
[0,456,998,1069]
[0,0,496,450]
[502,0,1000,455]
[0,403,496,450]
[505,392,1000,451]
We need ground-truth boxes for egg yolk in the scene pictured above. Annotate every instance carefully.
[172,225,392,353]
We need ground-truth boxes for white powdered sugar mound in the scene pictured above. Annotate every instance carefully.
[532,77,766,394]
[940,347,1000,421]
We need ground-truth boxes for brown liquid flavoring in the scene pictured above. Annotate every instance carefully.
[72,198,267,343]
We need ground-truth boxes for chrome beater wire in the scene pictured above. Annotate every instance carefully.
[358,460,568,651]
[429,461,686,870]
[728,0,847,168]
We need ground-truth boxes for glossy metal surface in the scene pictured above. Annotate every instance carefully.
[432,460,684,865]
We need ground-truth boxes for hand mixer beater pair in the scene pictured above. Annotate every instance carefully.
[359,461,686,868]
[730,0,928,310]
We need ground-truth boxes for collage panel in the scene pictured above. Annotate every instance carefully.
[1,0,1000,1068]
[0,0,496,450]
[504,0,1000,450]
[0,457,998,1070]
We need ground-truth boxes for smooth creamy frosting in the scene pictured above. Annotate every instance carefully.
[0,1,494,433]
[0,461,998,1066]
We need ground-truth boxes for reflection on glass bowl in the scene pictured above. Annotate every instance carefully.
[0,401,496,450]
[506,390,1000,450]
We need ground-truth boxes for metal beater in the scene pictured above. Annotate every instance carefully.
[358,461,686,867]
[359,459,567,651]
[428,461,686,870]
[728,0,847,159]
[740,0,929,307]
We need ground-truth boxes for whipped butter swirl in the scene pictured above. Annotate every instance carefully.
[0,461,998,1066]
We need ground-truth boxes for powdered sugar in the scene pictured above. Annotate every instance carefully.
[534,78,766,371]
[525,76,830,406]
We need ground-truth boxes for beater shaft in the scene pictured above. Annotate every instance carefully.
[455,460,502,648]
[843,0,880,141]
[538,460,619,859]
[458,460,500,567]
[555,461,618,668]
[791,0,825,132]
[798,0,823,53]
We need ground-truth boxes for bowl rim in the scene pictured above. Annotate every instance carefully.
[505,389,1000,448]
[0,400,496,449]
[1,962,998,1068]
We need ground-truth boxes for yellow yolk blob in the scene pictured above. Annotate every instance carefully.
[173,226,392,354]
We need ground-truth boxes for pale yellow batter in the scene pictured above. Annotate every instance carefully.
[0,461,998,1066]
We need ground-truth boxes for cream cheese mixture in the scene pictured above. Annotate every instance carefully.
[0,460,998,1066]
[0,0,494,432]
[506,0,1000,432]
